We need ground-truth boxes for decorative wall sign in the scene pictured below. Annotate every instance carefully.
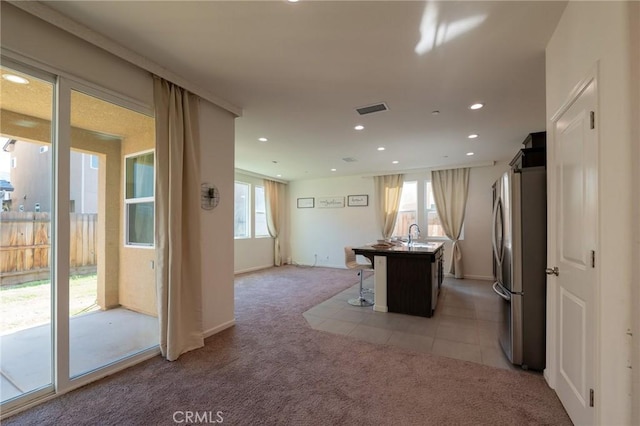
[297,197,314,208]
[347,194,368,207]
[317,196,345,208]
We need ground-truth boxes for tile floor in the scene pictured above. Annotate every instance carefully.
[303,275,518,370]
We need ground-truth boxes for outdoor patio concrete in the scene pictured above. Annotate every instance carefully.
[0,308,158,403]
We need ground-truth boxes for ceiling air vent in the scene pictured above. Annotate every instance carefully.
[356,102,389,116]
[342,157,357,163]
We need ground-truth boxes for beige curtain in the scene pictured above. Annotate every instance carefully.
[154,76,204,361]
[374,174,404,239]
[431,168,470,278]
[264,179,284,266]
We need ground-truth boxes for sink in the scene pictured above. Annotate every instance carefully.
[403,242,438,248]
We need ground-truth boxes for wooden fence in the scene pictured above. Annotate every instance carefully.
[0,211,97,285]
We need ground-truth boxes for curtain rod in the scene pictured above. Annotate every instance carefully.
[8,1,242,118]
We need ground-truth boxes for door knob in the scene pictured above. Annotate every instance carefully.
[545,267,559,276]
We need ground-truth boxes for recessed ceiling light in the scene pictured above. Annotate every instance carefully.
[2,74,29,84]
[468,134,479,139]
[14,119,38,128]
[377,147,385,151]
[466,152,475,156]
[392,160,399,164]
[469,103,484,110]
[276,174,282,177]
[354,125,364,131]
[431,110,440,115]
[258,137,268,142]
[288,0,299,2]
[331,168,336,172]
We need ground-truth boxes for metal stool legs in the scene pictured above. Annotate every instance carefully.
[348,269,373,307]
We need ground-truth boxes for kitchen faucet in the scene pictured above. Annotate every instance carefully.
[408,223,421,246]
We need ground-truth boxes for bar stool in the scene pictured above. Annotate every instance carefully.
[344,247,374,307]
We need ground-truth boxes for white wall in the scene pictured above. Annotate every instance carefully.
[546,2,636,423]
[289,163,509,278]
[289,176,378,269]
[632,4,640,424]
[1,2,236,337]
[200,102,236,335]
[458,162,510,279]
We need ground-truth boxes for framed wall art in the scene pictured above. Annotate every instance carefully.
[347,194,368,207]
[297,197,314,208]
[317,196,345,208]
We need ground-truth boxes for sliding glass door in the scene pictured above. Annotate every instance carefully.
[0,57,158,414]
[0,62,56,409]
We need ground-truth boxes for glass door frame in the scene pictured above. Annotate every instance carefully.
[0,55,159,418]
[0,57,57,414]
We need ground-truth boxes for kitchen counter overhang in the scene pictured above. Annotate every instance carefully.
[353,242,443,259]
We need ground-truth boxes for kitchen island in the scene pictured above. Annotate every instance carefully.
[353,242,444,317]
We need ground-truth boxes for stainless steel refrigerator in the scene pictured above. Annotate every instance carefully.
[491,166,547,371]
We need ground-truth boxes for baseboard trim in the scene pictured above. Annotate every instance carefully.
[203,319,236,339]
[543,368,554,389]
[234,265,273,275]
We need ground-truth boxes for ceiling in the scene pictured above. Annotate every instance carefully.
[42,1,567,181]
[0,65,154,143]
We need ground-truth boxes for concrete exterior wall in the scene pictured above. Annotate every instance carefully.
[118,116,156,316]
[7,141,51,213]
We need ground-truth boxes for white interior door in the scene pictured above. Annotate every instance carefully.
[551,75,597,425]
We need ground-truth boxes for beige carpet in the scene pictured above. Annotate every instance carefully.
[4,266,571,425]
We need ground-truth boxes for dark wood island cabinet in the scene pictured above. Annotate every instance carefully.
[353,242,444,317]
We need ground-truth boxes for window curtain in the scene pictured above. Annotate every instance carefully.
[431,168,470,278]
[264,179,284,266]
[374,174,404,239]
[153,76,204,361]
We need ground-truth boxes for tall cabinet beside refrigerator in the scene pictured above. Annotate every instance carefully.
[492,132,547,371]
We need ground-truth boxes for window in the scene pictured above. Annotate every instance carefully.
[391,179,461,239]
[234,182,250,238]
[125,151,154,246]
[39,146,49,154]
[90,154,99,169]
[254,185,269,237]
[426,181,446,238]
[393,181,417,237]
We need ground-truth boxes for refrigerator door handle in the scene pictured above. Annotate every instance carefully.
[491,198,501,265]
[492,281,511,301]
